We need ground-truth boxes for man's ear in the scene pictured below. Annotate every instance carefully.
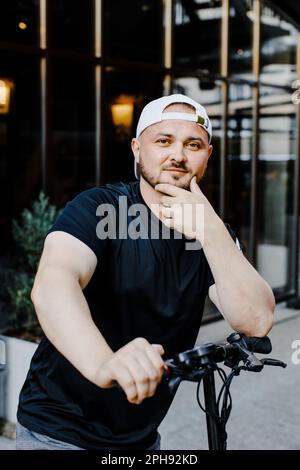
[131,138,140,164]
[208,144,213,159]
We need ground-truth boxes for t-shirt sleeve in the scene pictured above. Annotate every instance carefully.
[46,188,111,260]
[206,222,243,290]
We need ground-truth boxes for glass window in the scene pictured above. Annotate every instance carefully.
[227,82,253,253]
[103,0,163,64]
[0,52,41,252]
[173,75,222,213]
[257,111,296,295]
[103,67,164,183]
[173,0,222,74]
[48,0,94,53]
[260,4,297,88]
[0,1,39,46]
[257,6,298,295]
[48,59,96,207]
[229,0,254,80]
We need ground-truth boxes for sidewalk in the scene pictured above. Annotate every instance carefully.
[0,304,299,450]
[0,435,15,450]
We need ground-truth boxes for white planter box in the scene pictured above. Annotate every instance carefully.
[0,335,38,424]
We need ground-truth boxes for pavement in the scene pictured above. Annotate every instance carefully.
[0,435,14,450]
[0,304,299,450]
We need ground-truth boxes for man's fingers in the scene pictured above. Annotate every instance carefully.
[126,358,149,403]
[130,345,165,403]
[160,196,181,205]
[151,344,165,355]
[111,340,166,405]
[155,183,186,196]
[114,368,138,403]
[160,207,173,219]
[190,176,201,194]
[134,354,161,399]
[146,347,166,388]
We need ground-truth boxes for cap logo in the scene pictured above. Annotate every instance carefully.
[197,115,206,127]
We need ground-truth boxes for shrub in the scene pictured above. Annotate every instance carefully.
[0,192,62,342]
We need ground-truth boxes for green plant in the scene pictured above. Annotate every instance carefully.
[0,192,62,342]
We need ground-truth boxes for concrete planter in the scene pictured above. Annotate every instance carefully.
[0,335,38,424]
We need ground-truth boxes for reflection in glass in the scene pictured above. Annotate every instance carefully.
[257,5,297,294]
[173,0,221,73]
[257,113,296,294]
[103,67,163,183]
[48,0,93,53]
[260,4,297,88]
[173,76,222,212]
[229,0,254,79]
[0,1,39,46]
[103,0,163,63]
[0,52,41,252]
[227,82,253,253]
[49,60,95,207]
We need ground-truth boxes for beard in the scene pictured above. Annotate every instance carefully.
[138,155,207,191]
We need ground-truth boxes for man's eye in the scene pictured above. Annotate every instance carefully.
[187,142,201,149]
[157,139,169,145]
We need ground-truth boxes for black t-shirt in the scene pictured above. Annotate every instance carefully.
[17,180,239,450]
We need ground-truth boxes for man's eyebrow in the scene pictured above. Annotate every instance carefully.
[185,136,205,143]
[152,133,206,144]
[153,133,174,138]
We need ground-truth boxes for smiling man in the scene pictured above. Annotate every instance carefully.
[16,94,275,451]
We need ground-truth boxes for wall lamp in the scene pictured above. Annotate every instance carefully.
[0,79,14,115]
[111,95,135,140]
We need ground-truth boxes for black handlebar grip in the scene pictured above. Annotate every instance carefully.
[244,336,272,354]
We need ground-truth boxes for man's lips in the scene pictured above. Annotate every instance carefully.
[164,168,187,173]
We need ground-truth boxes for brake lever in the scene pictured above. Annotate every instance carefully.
[227,333,264,372]
[261,358,287,368]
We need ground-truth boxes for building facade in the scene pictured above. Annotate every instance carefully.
[0,0,299,302]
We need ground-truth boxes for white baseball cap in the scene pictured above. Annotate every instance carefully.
[134,93,212,179]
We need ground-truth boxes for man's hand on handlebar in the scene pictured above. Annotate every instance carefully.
[94,337,166,405]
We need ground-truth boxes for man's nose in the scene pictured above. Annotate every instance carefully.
[170,143,186,162]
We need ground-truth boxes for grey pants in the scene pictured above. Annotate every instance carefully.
[16,422,161,450]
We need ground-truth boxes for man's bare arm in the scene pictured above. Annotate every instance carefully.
[31,231,165,405]
[204,218,275,337]
[31,231,114,384]
[156,179,274,338]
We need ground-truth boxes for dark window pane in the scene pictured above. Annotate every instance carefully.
[173,75,222,213]
[48,0,93,53]
[0,52,41,252]
[229,0,254,79]
[260,4,297,90]
[258,6,297,295]
[103,0,163,64]
[173,0,221,73]
[0,1,39,46]
[103,67,164,183]
[49,59,95,206]
[227,83,253,253]
[257,113,296,295]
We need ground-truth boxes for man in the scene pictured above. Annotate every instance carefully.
[16,94,275,450]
